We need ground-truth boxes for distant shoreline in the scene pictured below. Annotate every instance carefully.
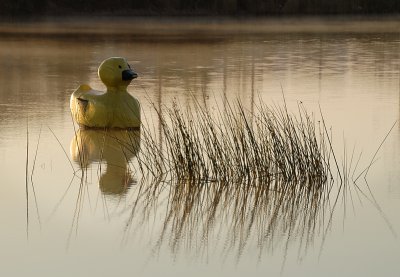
[0,0,400,17]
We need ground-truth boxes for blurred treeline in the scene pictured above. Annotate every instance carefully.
[0,0,399,16]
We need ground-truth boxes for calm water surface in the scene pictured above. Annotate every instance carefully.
[0,18,399,276]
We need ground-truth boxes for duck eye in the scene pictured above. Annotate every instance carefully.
[118,65,122,69]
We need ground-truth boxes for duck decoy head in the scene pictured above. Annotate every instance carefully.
[98,57,138,88]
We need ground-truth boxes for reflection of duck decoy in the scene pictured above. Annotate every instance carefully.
[70,129,140,195]
[70,57,140,129]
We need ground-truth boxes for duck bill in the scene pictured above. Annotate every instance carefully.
[122,69,138,81]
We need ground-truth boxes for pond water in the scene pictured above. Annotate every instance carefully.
[0,18,399,276]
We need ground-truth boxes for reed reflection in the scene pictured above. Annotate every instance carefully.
[145,177,332,261]
[70,129,140,196]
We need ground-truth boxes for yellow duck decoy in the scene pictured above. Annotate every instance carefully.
[70,57,140,129]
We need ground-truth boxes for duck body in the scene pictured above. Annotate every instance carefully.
[70,57,140,129]
[70,84,140,128]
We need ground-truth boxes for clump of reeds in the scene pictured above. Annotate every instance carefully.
[142,98,333,188]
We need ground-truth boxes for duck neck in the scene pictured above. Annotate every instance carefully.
[106,86,128,94]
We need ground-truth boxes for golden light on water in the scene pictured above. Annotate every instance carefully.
[0,18,399,276]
